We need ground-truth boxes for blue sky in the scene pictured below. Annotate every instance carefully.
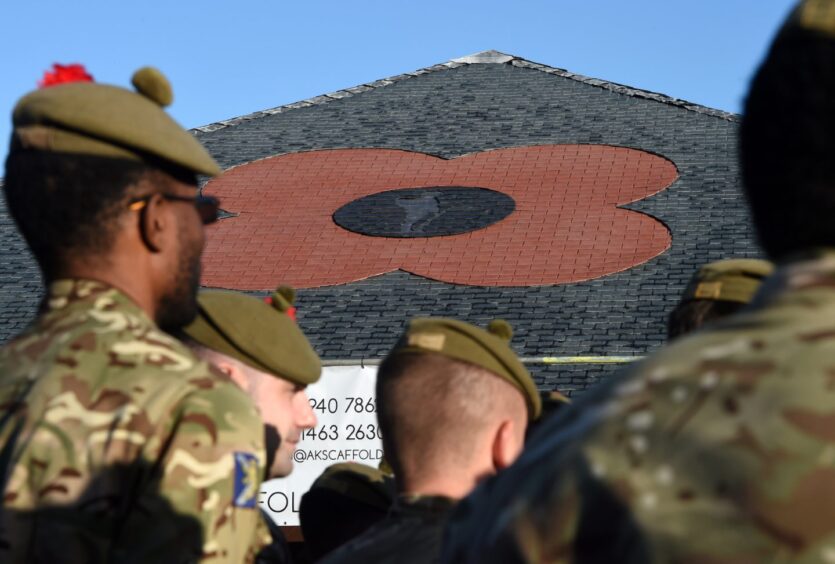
[1,0,797,165]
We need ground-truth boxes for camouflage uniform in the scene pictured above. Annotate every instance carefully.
[442,252,835,563]
[0,280,271,562]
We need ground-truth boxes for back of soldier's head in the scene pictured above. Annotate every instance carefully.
[742,1,835,258]
[667,258,774,339]
[376,318,540,484]
[377,353,521,478]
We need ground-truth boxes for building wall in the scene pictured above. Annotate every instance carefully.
[0,62,760,395]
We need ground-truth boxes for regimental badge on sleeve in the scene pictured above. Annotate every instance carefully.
[233,452,259,508]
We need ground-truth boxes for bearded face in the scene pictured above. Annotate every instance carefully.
[156,219,203,333]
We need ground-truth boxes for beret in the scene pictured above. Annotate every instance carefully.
[681,259,774,305]
[389,318,541,419]
[10,66,220,176]
[182,286,321,385]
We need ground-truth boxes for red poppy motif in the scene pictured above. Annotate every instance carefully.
[38,64,94,88]
[201,145,677,290]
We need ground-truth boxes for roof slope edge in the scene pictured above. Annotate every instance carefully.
[192,50,738,134]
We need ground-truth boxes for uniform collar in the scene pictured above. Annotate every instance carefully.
[42,278,151,324]
[392,494,457,519]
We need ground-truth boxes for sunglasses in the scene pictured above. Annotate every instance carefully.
[128,193,221,225]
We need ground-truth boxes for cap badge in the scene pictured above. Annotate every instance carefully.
[408,333,446,351]
[694,281,723,299]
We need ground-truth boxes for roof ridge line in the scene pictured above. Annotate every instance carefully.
[507,55,739,122]
[191,51,738,135]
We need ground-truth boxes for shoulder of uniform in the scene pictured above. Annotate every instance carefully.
[175,362,263,430]
[98,325,249,406]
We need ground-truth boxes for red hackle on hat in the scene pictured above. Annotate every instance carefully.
[263,296,297,322]
[38,64,94,88]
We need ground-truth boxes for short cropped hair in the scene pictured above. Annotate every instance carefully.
[3,151,194,279]
[376,352,526,483]
[741,29,835,258]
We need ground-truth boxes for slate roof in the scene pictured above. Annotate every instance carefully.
[0,51,760,396]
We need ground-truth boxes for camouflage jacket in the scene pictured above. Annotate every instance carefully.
[442,252,835,563]
[0,279,271,563]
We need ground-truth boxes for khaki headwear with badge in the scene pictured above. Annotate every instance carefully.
[10,66,220,176]
[183,286,321,385]
[788,0,835,38]
[389,318,541,419]
[680,259,774,305]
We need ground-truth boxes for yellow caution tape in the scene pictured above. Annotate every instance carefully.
[521,356,643,365]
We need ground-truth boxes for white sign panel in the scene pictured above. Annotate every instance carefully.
[259,365,382,526]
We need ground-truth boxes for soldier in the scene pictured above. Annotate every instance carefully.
[180,285,321,563]
[299,463,395,561]
[441,2,835,561]
[321,318,541,564]
[0,66,270,562]
[667,258,774,339]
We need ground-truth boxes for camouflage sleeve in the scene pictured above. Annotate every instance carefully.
[122,375,272,563]
[165,378,271,562]
[445,345,835,562]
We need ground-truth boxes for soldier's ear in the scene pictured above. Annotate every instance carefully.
[137,193,169,253]
[492,419,523,472]
[217,360,250,392]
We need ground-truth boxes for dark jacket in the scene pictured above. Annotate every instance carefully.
[320,495,456,564]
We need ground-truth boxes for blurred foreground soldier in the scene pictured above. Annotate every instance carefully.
[0,66,269,562]
[182,286,321,564]
[442,3,835,562]
[667,258,774,339]
[322,318,541,564]
[299,463,394,561]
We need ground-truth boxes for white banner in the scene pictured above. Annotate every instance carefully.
[259,365,382,526]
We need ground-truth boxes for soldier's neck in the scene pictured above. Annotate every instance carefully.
[399,473,482,501]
